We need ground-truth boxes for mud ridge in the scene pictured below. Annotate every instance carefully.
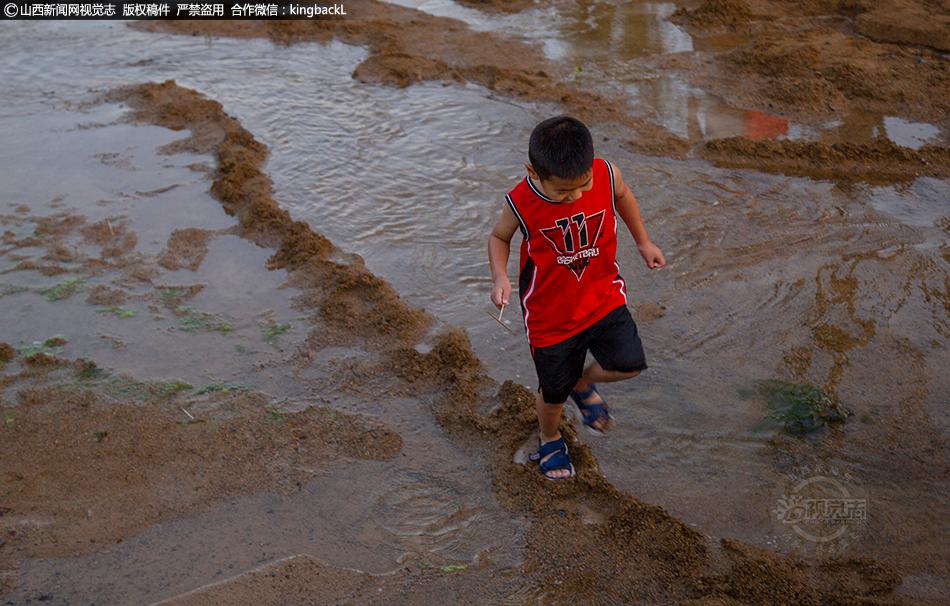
[704,137,950,182]
[671,0,756,29]
[93,80,936,603]
[99,80,432,347]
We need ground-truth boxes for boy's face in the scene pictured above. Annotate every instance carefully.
[525,163,594,203]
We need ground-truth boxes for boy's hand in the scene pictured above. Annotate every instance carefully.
[491,278,511,309]
[638,241,666,269]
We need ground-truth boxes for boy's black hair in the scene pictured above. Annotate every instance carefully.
[528,115,594,181]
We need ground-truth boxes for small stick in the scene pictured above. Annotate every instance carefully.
[106,220,114,235]
[486,309,518,336]
[181,407,195,420]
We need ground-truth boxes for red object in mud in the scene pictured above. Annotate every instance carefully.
[743,109,789,140]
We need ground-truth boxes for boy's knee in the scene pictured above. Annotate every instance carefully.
[607,364,645,378]
[538,385,570,405]
[611,368,641,381]
[595,344,646,378]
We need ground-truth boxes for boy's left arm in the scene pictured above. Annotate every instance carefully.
[611,162,666,270]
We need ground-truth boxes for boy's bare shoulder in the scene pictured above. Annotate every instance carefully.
[603,157,623,174]
[602,157,625,188]
[491,200,519,240]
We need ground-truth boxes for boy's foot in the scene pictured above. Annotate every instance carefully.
[570,383,611,434]
[535,434,575,480]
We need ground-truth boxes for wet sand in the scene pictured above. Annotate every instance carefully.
[2,0,948,603]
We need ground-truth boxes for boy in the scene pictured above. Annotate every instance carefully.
[487,116,666,481]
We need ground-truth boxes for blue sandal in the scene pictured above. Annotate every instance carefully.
[529,436,575,481]
[570,384,612,436]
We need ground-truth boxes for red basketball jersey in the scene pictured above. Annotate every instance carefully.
[506,157,628,348]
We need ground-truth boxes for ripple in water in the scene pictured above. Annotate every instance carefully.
[372,472,510,564]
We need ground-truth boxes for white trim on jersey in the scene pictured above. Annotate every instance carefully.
[521,238,538,341]
[506,194,529,241]
[525,175,559,203]
[605,160,627,303]
[613,261,627,303]
[603,158,618,221]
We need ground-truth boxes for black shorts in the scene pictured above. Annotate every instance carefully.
[531,304,647,404]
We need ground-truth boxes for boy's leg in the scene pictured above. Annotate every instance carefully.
[536,391,564,442]
[575,305,649,430]
[535,392,571,479]
[574,360,641,392]
[531,335,587,479]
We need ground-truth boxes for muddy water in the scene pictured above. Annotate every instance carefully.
[1,4,948,603]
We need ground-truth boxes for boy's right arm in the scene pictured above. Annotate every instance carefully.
[488,202,520,309]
